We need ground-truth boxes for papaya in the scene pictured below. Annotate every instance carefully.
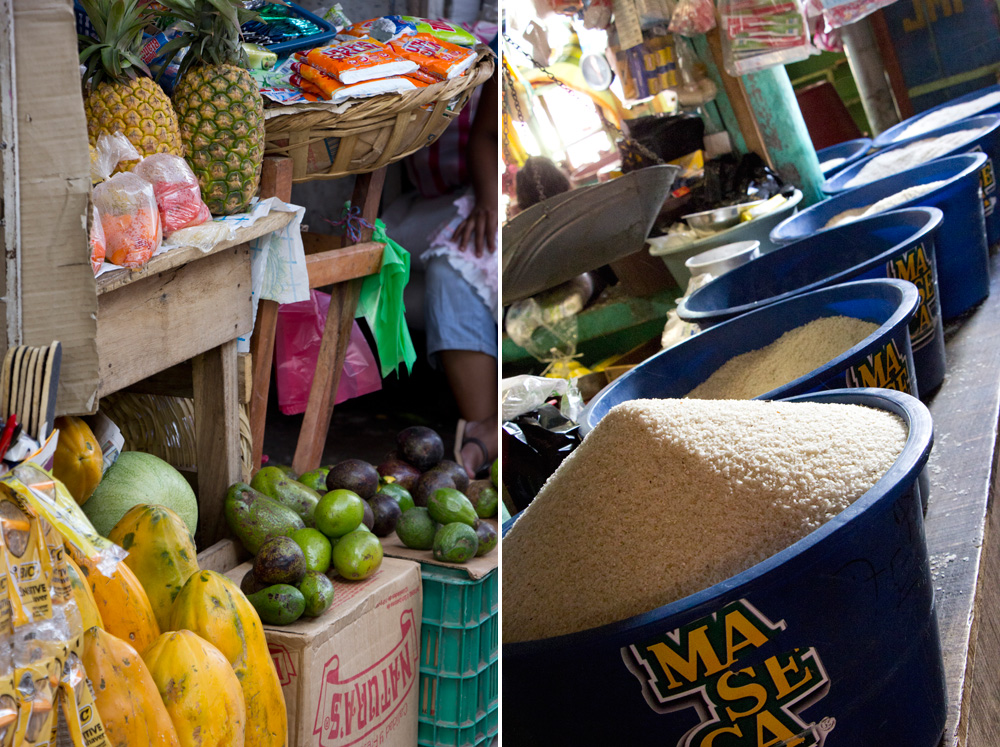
[64,554,104,632]
[52,415,103,506]
[169,570,287,747]
[143,630,247,747]
[76,555,161,654]
[107,504,200,631]
[81,627,182,747]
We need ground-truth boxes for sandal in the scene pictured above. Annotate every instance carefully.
[454,419,492,478]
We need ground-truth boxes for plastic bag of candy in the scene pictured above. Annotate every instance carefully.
[720,0,813,76]
[133,153,211,235]
[669,0,718,36]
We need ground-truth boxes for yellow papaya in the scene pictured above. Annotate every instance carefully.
[107,504,199,631]
[81,627,182,747]
[52,416,103,506]
[169,570,287,747]
[64,554,104,632]
[77,555,160,654]
[143,630,247,747]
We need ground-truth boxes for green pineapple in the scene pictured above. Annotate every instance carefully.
[79,0,184,158]
[159,0,264,215]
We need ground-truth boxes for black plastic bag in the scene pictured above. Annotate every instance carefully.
[502,405,582,513]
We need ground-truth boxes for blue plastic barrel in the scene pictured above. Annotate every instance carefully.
[503,387,943,747]
[873,83,1000,149]
[770,154,987,321]
[581,278,919,434]
[823,114,1000,251]
[816,137,872,178]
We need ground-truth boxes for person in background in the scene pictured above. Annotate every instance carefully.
[513,155,571,212]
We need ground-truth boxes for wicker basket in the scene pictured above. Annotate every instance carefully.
[100,392,253,484]
[263,48,495,182]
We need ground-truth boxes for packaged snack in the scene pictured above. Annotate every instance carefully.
[3,465,126,578]
[321,3,352,31]
[92,172,162,268]
[289,74,327,98]
[89,205,105,276]
[288,60,341,99]
[0,493,51,626]
[300,37,418,84]
[389,33,478,79]
[133,153,211,235]
[291,53,417,101]
[404,68,440,85]
[720,0,812,76]
[341,16,416,43]
[243,42,278,70]
[397,16,479,47]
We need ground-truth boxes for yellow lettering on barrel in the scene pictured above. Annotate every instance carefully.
[764,654,813,700]
[724,609,770,664]
[647,626,725,690]
[699,723,742,746]
[855,351,885,387]
[757,710,805,747]
[717,669,767,721]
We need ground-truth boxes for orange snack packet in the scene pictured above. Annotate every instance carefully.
[389,33,477,79]
[300,37,418,84]
[290,74,327,99]
[289,59,342,99]
[404,69,439,86]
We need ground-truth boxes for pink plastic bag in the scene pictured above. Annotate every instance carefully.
[133,153,212,236]
[275,290,382,416]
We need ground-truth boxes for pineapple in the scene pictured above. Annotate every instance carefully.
[79,0,184,158]
[159,0,264,215]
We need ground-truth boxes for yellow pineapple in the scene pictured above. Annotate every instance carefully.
[159,0,264,215]
[79,0,183,158]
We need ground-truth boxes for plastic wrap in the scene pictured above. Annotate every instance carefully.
[89,204,105,276]
[720,0,812,76]
[669,0,718,36]
[501,375,584,423]
[502,405,582,512]
[133,153,211,236]
[504,275,592,363]
[89,133,140,184]
[92,172,162,268]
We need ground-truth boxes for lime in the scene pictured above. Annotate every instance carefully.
[377,482,415,513]
[287,527,333,574]
[332,530,383,581]
[395,507,437,550]
[315,489,365,539]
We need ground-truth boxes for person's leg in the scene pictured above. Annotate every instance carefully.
[440,349,498,475]
[424,256,499,477]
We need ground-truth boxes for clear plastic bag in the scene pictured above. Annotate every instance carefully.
[92,172,162,269]
[89,204,105,276]
[133,153,211,236]
[669,0,717,36]
[89,132,140,184]
[720,0,812,76]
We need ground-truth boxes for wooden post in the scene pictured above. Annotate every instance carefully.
[192,338,241,548]
[292,167,387,473]
[249,156,294,471]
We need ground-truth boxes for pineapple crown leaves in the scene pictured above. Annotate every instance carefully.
[154,0,259,81]
[78,0,155,88]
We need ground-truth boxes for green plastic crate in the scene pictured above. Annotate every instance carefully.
[421,565,498,628]
[417,565,498,747]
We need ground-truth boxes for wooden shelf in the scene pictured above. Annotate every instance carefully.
[96,208,296,295]
[924,249,1000,744]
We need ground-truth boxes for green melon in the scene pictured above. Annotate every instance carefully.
[83,451,198,538]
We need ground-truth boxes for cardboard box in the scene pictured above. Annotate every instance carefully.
[225,557,422,747]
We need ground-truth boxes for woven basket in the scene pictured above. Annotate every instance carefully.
[100,392,253,484]
[263,48,495,183]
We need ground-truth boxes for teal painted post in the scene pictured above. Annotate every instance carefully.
[691,36,750,156]
[743,66,826,206]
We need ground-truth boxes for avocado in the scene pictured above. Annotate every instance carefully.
[475,521,498,556]
[397,426,444,471]
[433,523,479,563]
[298,570,335,617]
[253,536,307,586]
[250,466,322,526]
[246,584,306,625]
[362,499,375,530]
[224,483,306,555]
[377,482,415,513]
[395,507,437,550]
[369,494,402,537]
[240,568,267,595]
[467,480,499,519]
[297,468,329,493]
[376,455,421,491]
[326,459,380,500]
[429,459,470,493]
[428,488,478,527]
[413,469,455,507]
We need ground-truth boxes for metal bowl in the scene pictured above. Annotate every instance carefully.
[683,204,742,230]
